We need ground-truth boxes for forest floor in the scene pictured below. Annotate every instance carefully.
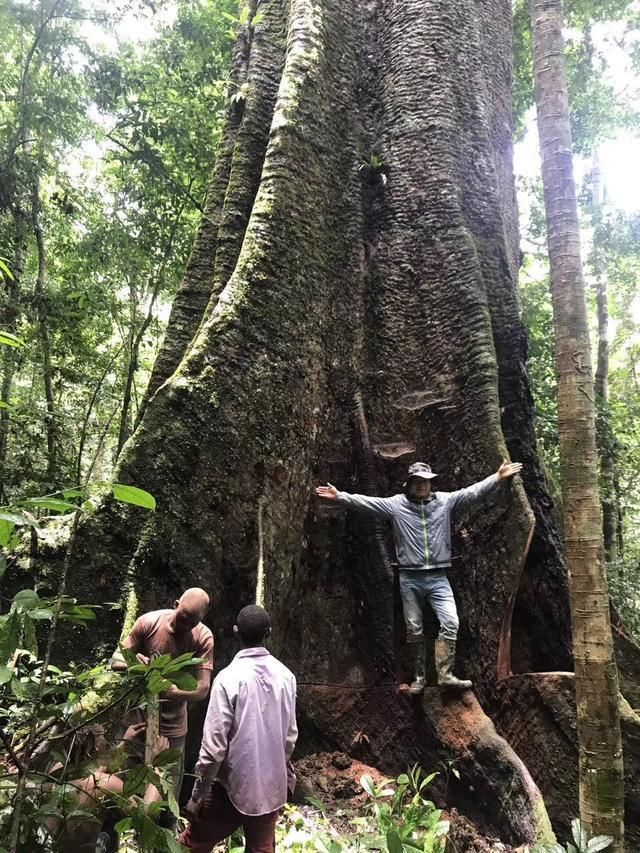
[271,751,518,852]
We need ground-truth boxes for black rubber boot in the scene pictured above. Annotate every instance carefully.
[409,642,426,695]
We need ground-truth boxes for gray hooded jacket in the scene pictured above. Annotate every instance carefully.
[335,474,499,570]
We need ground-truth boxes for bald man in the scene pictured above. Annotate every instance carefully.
[112,588,214,797]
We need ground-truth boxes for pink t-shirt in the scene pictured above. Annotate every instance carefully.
[124,609,214,737]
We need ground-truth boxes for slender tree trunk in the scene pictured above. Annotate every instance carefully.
[0,211,27,499]
[117,283,138,457]
[592,147,619,563]
[530,1,624,847]
[31,176,57,485]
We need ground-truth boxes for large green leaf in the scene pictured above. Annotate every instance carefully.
[22,497,78,513]
[0,331,24,348]
[112,483,156,510]
[168,670,197,691]
[122,764,149,796]
[0,612,20,664]
[587,837,613,852]
[386,829,403,853]
[12,589,41,611]
[0,510,31,526]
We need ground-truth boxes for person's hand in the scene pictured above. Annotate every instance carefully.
[497,459,523,480]
[315,483,338,501]
[153,735,170,758]
[136,653,150,665]
[185,796,203,820]
[122,721,146,742]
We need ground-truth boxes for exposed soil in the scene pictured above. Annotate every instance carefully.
[292,751,517,852]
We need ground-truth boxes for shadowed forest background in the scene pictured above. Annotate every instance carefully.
[3,0,640,850]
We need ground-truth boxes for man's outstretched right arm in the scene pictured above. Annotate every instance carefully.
[315,483,397,517]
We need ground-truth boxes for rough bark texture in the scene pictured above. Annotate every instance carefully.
[24,0,640,845]
[530,0,625,847]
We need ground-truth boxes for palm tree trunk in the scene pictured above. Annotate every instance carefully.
[592,147,619,563]
[530,0,624,846]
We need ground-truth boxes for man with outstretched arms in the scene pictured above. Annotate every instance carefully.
[316,460,522,694]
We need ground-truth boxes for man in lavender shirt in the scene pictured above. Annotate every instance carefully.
[179,605,298,853]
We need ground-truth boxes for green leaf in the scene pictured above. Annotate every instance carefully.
[572,819,587,851]
[12,590,40,611]
[396,773,410,785]
[386,828,403,853]
[360,774,375,796]
[152,747,182,767]
[0,402,11,410]
[158,828,185,853]
[0,613,20,664]
[168,670,197,691]
[0,665,13,684]
[29,608,54,620]
[59,604,97,624]
[112,483,156,510]
[0,259,15,280]
[22,497,78,513]
[0,520,10,546]
[0,331,25,348]
[23,616,38,655]
[587,837,613,852]
[122,763,149,796]
[0,510,32,526]
[62,488,84,499]
[115,817,133,834]
[306,794,326,813]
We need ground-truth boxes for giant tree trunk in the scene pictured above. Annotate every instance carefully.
[30,0,640,846]
[530,0,624,847]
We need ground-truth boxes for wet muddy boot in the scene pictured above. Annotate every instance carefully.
[435,638,472,691]
[409,643,426,695]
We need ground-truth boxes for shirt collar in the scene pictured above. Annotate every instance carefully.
[235,647,271,659]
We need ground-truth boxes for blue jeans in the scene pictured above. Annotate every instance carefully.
[399,570,459,643]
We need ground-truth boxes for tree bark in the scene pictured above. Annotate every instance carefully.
[592,147,619,564]
[0,211,27,499]
[31,175,57,485]
[530,0,624,847]
[24,0,640,846]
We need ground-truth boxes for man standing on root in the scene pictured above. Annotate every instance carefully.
[179,605,298,853]
[111,587,214,795]
[316,460,522,694]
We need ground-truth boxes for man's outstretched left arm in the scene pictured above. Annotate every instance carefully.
[448,460,523,513]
